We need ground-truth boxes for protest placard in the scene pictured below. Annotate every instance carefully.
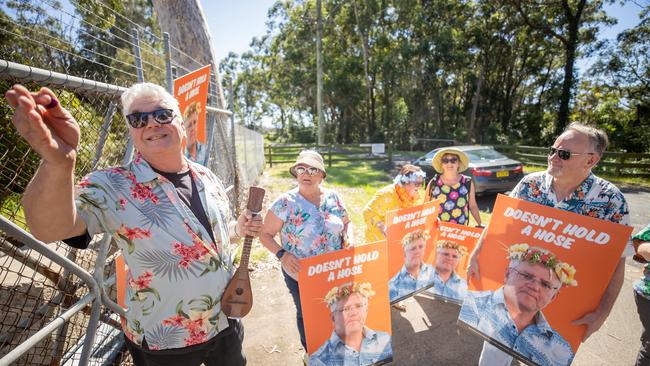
[299,242,392,366]
[173,64,211,165]
[423,222,482,304]
[385,200,440,303]
[458,194,633,366]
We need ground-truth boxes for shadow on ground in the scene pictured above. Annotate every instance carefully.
[391,293,484,365]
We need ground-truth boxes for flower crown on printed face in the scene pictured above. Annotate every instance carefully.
[436,240,468,257]
[401,229,431,248]
[393,170,427,186]
[323,282,376,309]
[508,244,578,287]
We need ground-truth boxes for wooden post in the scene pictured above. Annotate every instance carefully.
[328,144,333,168]
[617,154,625,176]
[268,145,273,168]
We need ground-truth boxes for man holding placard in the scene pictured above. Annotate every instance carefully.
[468,122,631,365]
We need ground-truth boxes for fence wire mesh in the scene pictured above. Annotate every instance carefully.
[0,1,265,364]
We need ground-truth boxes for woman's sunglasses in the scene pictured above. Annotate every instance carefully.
[441,157,458,164]
[294,166,321,176]
[548,147,594,161]
[126,108,175,128]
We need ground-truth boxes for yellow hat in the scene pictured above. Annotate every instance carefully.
[432,147,469,173]
[290,150,327,178]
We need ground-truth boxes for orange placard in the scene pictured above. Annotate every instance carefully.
[385,201,439,303]
[458,194,633,365]
[426,222,482,304]
[173,64,211,165]
[299,242,392,365]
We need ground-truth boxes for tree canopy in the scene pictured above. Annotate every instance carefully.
[220,0,649,152]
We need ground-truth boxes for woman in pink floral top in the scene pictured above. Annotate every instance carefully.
[260,150,350,355]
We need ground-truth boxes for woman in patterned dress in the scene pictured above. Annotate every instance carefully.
[260,150,350,358]
[425,147,482,227]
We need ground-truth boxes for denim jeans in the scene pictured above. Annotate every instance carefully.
[283,268,307,349]
[636,291,650,366]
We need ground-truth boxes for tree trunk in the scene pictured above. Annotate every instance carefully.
[469,62,485,143]
[557,32,578,135]
[150,0,227,110]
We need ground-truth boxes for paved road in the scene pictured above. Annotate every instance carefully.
[243,182,650,366]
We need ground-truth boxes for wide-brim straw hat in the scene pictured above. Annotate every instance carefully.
[290,150,327,178]
[432,147,469,173]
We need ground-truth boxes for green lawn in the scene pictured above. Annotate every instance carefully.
[262,160,491,243]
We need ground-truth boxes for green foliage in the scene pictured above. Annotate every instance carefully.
[219,0,647,152]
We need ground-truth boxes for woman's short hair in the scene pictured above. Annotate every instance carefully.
[120,82,181,119]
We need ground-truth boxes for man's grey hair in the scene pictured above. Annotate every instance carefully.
[563,122,609,156]
[120,82,181,120]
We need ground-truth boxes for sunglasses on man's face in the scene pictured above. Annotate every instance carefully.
[294,166,321,176]
[126,108,175,128]
[441,157,458,164]
[548,147,595,161]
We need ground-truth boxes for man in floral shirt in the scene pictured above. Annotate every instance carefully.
[468,122,631,366]
[5,83,261,365]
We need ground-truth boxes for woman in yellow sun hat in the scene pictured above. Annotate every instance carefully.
[425,147,482,227]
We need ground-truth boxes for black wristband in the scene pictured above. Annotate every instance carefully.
[275,248,286,260]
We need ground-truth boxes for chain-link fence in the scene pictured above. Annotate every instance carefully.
[0,1,265,364]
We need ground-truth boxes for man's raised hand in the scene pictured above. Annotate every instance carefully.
[5,85,80,166]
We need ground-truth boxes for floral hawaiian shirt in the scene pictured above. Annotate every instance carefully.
[459,288,575,366]
[309,327,393,366]
[270,187,348,278]
[75,154,233,350]
[388,263,436,302]
[424,270,468,304]
[510,171,632,255]
[633,224,650,299]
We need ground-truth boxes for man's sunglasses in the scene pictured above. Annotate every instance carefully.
[548,147,594,161]
[126,108,175,128]
[441,157,458,164]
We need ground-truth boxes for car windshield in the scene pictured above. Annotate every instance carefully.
[464,148,507,161]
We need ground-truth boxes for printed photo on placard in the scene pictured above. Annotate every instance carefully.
[299,241,392,366]
[423,222,482,304]
[385,200,439,303]
[458,194,633,366]
[173,64,211,166]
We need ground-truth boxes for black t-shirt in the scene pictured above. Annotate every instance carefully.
[64,167,216,249]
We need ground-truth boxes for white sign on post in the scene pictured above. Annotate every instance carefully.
[371,143,385,155]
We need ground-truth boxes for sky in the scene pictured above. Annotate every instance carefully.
[201,0,645,72]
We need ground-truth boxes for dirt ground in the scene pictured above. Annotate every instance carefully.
[240,169,650,366]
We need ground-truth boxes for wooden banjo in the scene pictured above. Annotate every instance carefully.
[221,186,265,318]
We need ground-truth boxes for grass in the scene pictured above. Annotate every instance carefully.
[263,160,492,242]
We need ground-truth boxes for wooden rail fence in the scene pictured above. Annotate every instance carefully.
[493,145,650,178]
[265,144,390,167]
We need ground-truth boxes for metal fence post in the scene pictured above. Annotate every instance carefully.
[229,77,239,203]
[163,32,173,94]
[122,28,146,165]
[92,102,117,170]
